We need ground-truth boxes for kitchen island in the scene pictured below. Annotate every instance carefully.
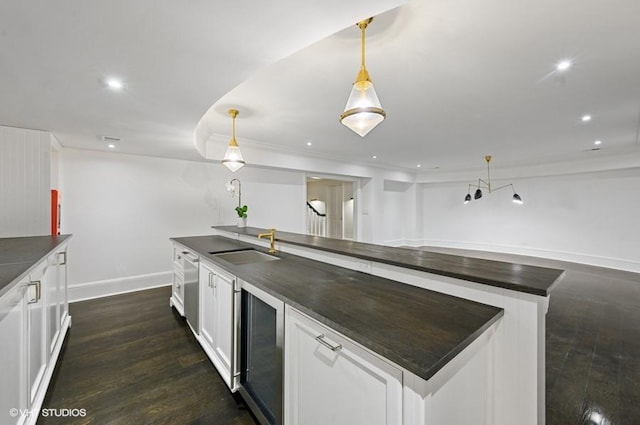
[0,235,71,425]
[211,226,565,425]
[170,233,534,425]
[172,235,503,382]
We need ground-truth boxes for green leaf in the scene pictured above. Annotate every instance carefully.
[235,205,248,218]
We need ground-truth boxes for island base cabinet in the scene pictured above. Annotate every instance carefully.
[0,240,71,425]
[0,281,27,425]
[284,307,403,425]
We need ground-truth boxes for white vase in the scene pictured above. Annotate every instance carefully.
[237,217,247,228]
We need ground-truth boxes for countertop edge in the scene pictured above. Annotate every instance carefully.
[0,234,72,299]
[213,226,563,297]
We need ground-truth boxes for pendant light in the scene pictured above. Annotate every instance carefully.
[222,109,245,172]
[339,17,386,137]
[463,156,523,205]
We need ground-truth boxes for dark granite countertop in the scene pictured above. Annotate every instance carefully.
[0,235,72,298]
[171,234,503,381]
[213,226,565,296]
[172,235,254,256]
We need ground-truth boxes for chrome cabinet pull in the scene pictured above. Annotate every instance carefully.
[315,334,342,352]
[27,280,41,304]
[59,251,67,265]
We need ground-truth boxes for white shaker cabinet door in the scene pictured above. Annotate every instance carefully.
[285,307,403,425]
[199,260,237,391]
[199,261,216,350]
[0,281,27,425]
[212,267,235,380]
[45,252,60,357]
[27,261,49,407]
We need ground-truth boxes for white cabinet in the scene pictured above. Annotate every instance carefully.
[198,259,238,391]
[27,260,48,408]
[0,280,27,425]
[199,260,215,345]
[0,240,71,425]
[284,306,403,425]
[169,243,185,316]
[45,248,67,357]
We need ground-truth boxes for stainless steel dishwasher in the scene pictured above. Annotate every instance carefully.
[181,250,199,333]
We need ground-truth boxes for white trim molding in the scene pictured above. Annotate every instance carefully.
[69,271,172,302]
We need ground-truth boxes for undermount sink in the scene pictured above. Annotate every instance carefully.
[213,249,280,266]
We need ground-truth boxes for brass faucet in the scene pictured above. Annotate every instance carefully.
[258,228,277,254]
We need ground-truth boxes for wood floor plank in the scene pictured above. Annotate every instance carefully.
[38,286,257,425]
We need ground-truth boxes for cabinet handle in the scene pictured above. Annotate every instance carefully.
[28,280,41,304]
[176,282,181,289]
[315,334,342,352]
[59,251,67,265]
[209,272,216,289]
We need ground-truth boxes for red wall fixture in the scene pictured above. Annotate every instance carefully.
[51,189,60,235]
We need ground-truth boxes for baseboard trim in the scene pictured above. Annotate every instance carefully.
[384,239,424,248]
[69,271,172,303]
[403,239,640,273]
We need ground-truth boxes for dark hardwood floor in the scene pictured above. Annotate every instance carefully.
[38,287,257,425]
[416,246,640,425]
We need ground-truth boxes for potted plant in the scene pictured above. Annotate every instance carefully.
[235,205,248,227]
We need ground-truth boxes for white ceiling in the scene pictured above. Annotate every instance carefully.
[2,0,640,174]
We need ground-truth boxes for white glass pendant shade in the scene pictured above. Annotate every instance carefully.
[222,108,245,172]
[340,79,385,137]
[339,18,385,137]
[222,139,245,172]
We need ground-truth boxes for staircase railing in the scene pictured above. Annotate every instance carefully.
[306,201,327,237]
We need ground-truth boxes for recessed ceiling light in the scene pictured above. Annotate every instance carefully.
[594,140,602,145]
[107,143,116,149]
[556,60,572,71]
[106,78,123,90]
[372,155,377,159]
[581,115,592,122]
[417,164,421,168]
[306,141,312,146]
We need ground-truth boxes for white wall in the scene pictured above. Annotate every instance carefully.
[381,180,420,246]
[420,168,640,272]
[55,145,640,299]
[61,148,304,299]
[0,126,51,237]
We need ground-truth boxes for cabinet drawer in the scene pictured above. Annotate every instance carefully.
[172,244,187,271]
[285,306,403,425]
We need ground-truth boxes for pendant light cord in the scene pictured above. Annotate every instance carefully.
[232,115,236,140]
[486,158,491,192]
[360,21,367,70]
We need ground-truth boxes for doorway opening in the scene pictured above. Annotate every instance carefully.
[305,176,356,240]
